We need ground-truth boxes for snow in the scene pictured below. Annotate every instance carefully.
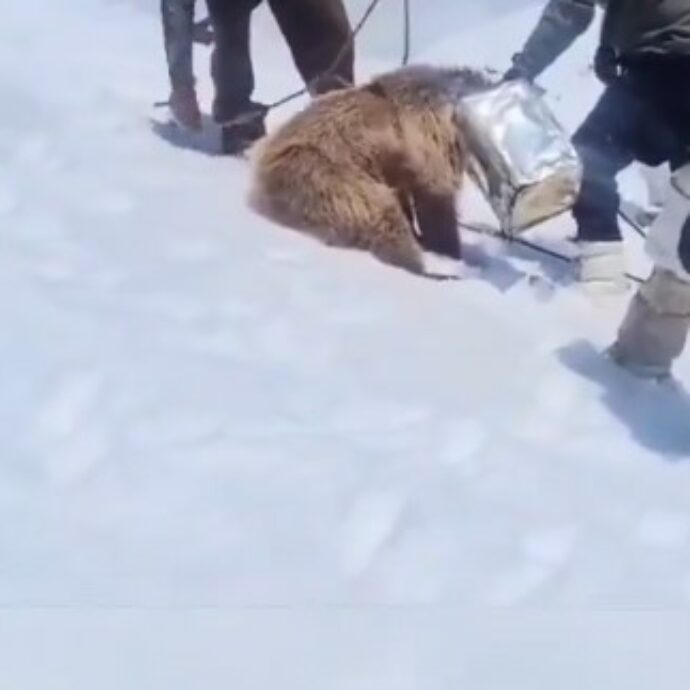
[1,0,690,687]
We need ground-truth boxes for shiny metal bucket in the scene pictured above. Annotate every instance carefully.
[459,79,582,235]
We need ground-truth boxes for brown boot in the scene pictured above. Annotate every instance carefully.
[169,85,202,131]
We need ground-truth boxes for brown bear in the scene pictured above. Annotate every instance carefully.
[247,64,491,277]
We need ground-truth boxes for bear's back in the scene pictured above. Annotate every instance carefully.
[253,84,405,177]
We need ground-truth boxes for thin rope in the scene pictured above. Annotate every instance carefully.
[266,0,385,112]
[402,0,411,66]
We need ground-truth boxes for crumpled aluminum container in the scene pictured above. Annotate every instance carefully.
[458,79,582,235]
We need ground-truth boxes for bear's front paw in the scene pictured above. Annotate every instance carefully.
[423,253,480,281]
[423,252,461,280]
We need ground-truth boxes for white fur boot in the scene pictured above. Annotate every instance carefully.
[576,240,629,293]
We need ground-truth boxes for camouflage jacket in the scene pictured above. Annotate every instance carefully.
[512,0,690,79]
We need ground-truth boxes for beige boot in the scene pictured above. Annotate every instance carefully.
[609,268,690,379]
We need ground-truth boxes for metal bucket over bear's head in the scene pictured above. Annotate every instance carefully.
[455,78,582,235]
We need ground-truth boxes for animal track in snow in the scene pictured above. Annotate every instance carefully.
[127,412,223,450]
[485,525,578,605]
[341,489,409,578]
[514,368,583,442]
[95,188,135,216]
[30,370,108,483]
[330,399,431,435]
[34,370,104,439]
[167,239,215,263]
[636,512,690,549]
[438,417,489,470]
[0,180,17,216]
[43,425,110,485]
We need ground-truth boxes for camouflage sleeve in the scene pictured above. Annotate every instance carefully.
[510,0,598,79]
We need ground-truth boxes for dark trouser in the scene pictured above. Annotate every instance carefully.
[205,0,354,122]
[161,0,197,90]
[572,56,690,243]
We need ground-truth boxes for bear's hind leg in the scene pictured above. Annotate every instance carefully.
[362,187,427,275]
[295,167,427,275]
[253,148,429,275]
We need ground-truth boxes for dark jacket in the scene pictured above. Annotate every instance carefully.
[512,0,690,80]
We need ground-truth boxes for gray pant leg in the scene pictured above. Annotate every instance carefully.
[161,0,196,90]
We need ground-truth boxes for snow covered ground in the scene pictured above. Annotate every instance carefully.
[2,0,690,687]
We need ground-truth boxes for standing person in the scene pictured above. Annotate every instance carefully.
[505,0,690,291]
[205,0,355,156]
[160,0,213,131]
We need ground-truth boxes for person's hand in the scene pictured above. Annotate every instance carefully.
[503,54,532,83]
[503,67,524,82]
[593,45,619,85]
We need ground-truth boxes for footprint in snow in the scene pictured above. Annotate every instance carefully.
[0,180,18,216]
[331,400,431,435]
[438,417,490,472]
[31,370,109,483]
[34,370,104,439]
[636,511,690,549]
[167,238,215,263]
[682,574,690,604]
[127,413,223,450]
[43,426,110,485]
[341,489,409,578]
[514,367,582,442]
[485,525,578,605]
[94,188,135,216]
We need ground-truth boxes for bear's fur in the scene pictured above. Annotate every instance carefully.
[247,64,491,277]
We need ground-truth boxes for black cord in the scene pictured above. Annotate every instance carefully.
[617,207,648,239]
[402,0,411,66]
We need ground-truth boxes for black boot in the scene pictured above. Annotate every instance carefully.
[218,102,267,156]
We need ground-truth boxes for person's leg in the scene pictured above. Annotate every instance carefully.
[572,81,671,288]
[161,0,196,90]
[268,0,354,96]
[571,87,634,288]
[206,0,267,154]
[571,86,634,239]
[206,0,260,120]
[161,0,201,130]
[610,162,690,379]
